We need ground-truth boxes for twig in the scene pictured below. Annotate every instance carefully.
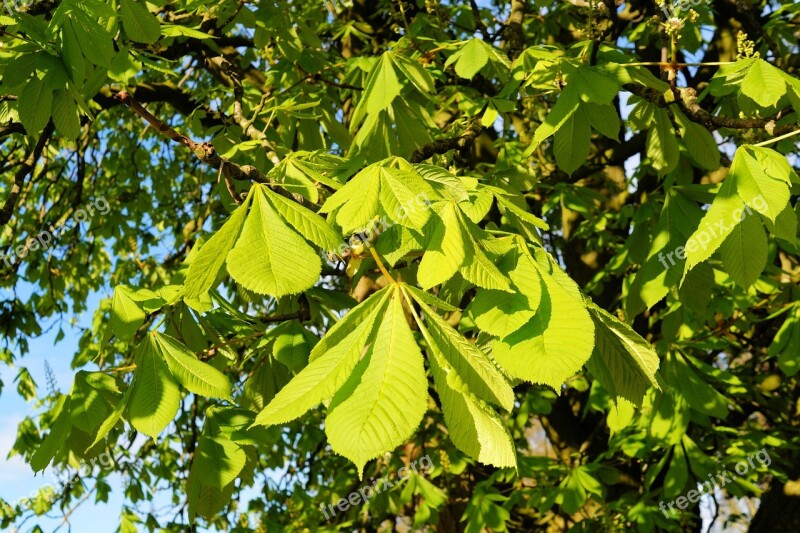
[625,84,797,136]
[410,120,483,163]
[752,128,800,147]
[0,122,55,225]
[114,91,271,183]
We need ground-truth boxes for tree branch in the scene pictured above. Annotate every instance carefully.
[625,84,797,136]
[0,122,55,226]
[410,121,483,163]
[113,91,270,184]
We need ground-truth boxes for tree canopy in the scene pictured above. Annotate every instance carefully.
[1,0,799,531]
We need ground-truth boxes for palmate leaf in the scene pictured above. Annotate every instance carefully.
[403,284,514,410]
[110,285,146,341]
[261,187,343,251]
[445,38,490,79]
[492,249,594,390]
[119,0,161,44]
[227,185,321,297]
[586,304,660,406]
[253,287,393,426]
[428,348,517,469]
[183,192,252,300]
[719,210,768,288]
[326,289,428,476]
[151,332,232,400]
[468,249,542,338]
[128,338,181,439]
[404,283,516,470]
[30,395,72,473]
[321,160,436,234]
[418,202,467,289]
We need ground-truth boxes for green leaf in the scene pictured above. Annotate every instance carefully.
[51,89,80,140]
[378,167,433,230]
[18,76,53,134]
[586,305,660,405]
[684,173,744,274]
[769,305,800,376]
[736,146,791,222]
[191,434,246,489]
[110,285,146,342]
[128,339,181,439]
[418,202,467,289]
[152,332,232,400]
[68,11,115,67]
[352,54,401,124]
[663,352,727,418]
[227,185,321,297]
[492,255,594,390]
[326,290,428,476]
[468,250,541,338]
[646,107,679,176]
[674,111,719,170]
[428,350,517,469]
[322,165,381,234]
[583,102,620,141]
[87,387,133,451]
[526,84,579,154]
[393,53,435,94]
[446,38,490,79]
[405,283,514,411]
[262,187,343,251]
[184,193,251,299]
[119,0,161,44]
[30,395,71,472]
[740,59,786,108]
[719,210,767,288]
[253,287,392,426]
[553,106,591,176]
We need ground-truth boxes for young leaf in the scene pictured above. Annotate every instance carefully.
[491,257,594,390]
[326,290,428,476]
[253,287,392,426]
[586,304,660,406]
[428,351,517,469]
[152,332,232,400]
[418,202,467,289]
[184,192,252,299]
[404,284,514,410]
[110,285,146,342]
[227,185,321,297]
[262,187,343,251]
[128,339,181,439]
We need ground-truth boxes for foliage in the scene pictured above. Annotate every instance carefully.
[1,0,799,531]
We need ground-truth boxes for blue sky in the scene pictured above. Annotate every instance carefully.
[0,289,127,531]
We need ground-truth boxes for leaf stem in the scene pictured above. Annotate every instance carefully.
[369,246,395,283]
[752,128,800,147]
